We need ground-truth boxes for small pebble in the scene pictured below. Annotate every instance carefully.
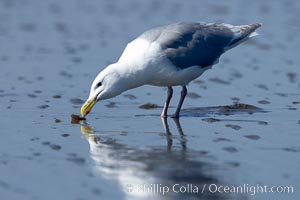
[50,144,61,150]
[27,94,37,98]
[123,94,137,100]
[258,121,268,125]
[38,105,49,109]
[61,134,70,137]
[105,102,118,108]
[225,124,242,130]
[227,161,240,167]
[187,92,201,99]
[287,72,297,83]
[55,118,62,123]
[42,141,50,145]
[222,146,238,153]
[202,118,220,123]
[53,95,62,99]
[139,103,161,109]
[244,135,261,140]
[209,77,230,85]
[257,100,270,104]
[213,138,231,142]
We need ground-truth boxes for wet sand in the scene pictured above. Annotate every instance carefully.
[0,0,299,199]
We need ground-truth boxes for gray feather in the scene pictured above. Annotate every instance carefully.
[139,22,260,69]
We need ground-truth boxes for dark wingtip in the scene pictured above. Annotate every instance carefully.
[251,23,262,29]
[227,23,262,49]
[241,23,262,36]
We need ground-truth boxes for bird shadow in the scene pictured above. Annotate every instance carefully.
[181,103,268,117]
[136,103,268,118]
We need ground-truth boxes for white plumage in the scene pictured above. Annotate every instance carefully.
[80,22,261,118]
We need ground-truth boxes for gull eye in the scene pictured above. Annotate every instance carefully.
[95,82,102,89]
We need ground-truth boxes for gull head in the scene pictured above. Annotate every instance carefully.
[80,64,127,117]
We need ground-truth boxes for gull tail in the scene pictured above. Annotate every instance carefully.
[226,23,262,50]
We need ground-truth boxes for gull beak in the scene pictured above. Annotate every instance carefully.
[80,96,97,117]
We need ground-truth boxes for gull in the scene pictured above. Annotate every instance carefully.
[80,22,261,118]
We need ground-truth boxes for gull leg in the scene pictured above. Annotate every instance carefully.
[161,87,173,118]
[171,86,187,118]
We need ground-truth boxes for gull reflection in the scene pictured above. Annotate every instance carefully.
[78,119,231,200]
[161,118,186,151]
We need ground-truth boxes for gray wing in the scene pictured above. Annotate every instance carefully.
[139,22,257,69]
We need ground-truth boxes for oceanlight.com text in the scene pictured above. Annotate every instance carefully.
[125,183,294,196]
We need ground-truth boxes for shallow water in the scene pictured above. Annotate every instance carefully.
[0,0,299,199]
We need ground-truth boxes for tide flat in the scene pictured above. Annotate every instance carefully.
[0,0,299,200]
